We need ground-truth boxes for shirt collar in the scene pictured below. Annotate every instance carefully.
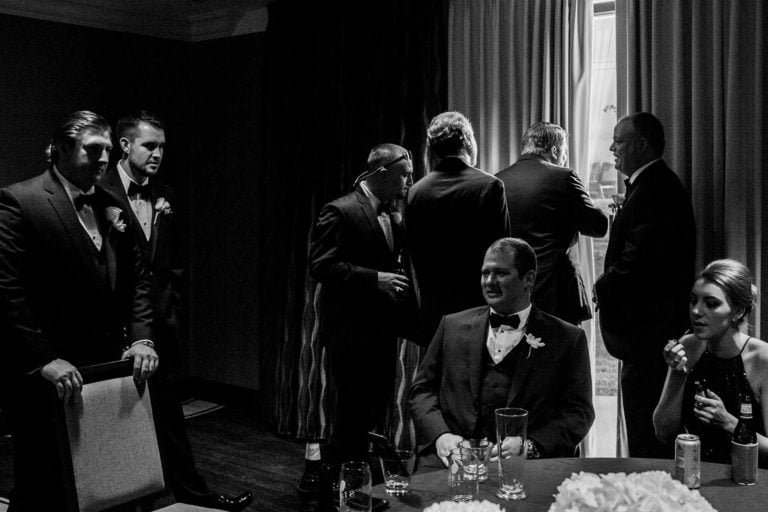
[117,160,149,195]
[628,158,661,185]
[52,165,95,206]
[490,304,532,329]
[359,180,382,213]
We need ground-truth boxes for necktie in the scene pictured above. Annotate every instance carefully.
[489,312,520,329]
[74,193,96,211]
[623,178,632,194]
[127,181,151,198]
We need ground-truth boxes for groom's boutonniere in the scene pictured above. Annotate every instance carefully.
[105,206,126,232]
[524,333,545,359]
[153,197,172,225]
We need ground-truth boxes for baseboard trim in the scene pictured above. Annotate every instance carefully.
[182,376,260,410]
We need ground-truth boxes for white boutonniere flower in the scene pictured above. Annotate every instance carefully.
[524,333,545,359]
[609,193,625,214]
[153,197,172,225]
[105,206,126,232]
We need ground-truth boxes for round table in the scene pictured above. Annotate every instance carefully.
[374,457,768,511]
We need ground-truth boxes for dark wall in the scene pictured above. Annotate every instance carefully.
[0,14,264,392]
[187,33,265,390]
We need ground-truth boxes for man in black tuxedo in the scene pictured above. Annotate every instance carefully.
[406,111,510,345]
[0,111,157,511]
[496,122,607,325]
[309,143,414,467]
[99,111,252,511]
[594,112,695,458]
[409,238,594,469]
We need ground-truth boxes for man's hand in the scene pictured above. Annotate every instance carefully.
[41,359,83,403]
[377,272,410,302]
[435,432,464,467]
[121,343,159,383]
[490,436,524,461]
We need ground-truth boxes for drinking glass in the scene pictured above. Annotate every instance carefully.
[339,461,372,511]
[495,407,528,500]
[379,449,415,495]
[459,438,492,482]
[448,446,478,502]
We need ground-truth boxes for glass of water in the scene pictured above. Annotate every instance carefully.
[339,461,372,511]
[379,449,415,495]
[459,438,492,482]
[448,446,478,502]
[495,407,528,500]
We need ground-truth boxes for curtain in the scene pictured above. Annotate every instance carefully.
[616,0,768,337]
[448,0,597,454]
[264,0,448,448]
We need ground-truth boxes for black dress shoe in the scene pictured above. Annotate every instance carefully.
[200,491,254,512]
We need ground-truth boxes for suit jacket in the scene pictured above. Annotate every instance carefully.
[0,169,153,379]
[100,166,183,356]
[405,157,510,344]
[409,305,594,458]
[308,186,410,354]
[595,159,695,362]
[497,155,607,324]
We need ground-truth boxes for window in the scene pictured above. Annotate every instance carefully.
[588,1,620,456]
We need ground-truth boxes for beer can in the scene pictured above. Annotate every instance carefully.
[731,441,758,485]
[675,434,701,489]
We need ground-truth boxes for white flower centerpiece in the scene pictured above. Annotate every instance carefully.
[423,500,503,512]
[548,471,717,512]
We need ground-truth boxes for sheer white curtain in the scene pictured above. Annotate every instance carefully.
[448,0,598,455]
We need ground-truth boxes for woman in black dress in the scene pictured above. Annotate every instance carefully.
[653,259,768,464]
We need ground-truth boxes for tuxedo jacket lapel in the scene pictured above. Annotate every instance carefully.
[468,308,489,406]
[101,167,152,256]
[506,307,542,405]
[148,187,161,263]
[44,170,110,291]
[355,187,393,255]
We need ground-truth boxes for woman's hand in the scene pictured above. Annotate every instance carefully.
[663,339,689,373]
[694,390,738,433]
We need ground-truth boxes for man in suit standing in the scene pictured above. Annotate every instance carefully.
[409,237,594,469]
[406,111,510,345]
[308,143,413,468]
[496,122,607,325]
[100,111,252,511]
[594,112,696,458]
[0,111,157,511]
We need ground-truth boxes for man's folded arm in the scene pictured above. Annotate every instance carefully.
[528,329,595,456]
[308,204,378,288]
[409,317,452,453]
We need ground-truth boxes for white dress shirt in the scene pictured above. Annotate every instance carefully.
[118,162,152,241]
[360,181,394,250]
[53,166,102,251]
[486,304,532,364]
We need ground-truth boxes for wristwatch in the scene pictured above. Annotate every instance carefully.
[526,438,542,459]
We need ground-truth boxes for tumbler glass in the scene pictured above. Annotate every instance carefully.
[448,446,479,502]
[459,438,492,482]
[339,461,372,511]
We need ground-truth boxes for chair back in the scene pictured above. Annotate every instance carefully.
[59,360,165,512]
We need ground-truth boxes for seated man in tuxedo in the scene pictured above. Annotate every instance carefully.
[409,238,594,469]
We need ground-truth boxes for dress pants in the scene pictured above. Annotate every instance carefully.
[6,377,67,512]
[621,358,672,459]
[326,339,396,468]
[149,345,213,504]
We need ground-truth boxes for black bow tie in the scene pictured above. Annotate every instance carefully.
[74,193,96,211]
[127,181,151,198]
[489,312,520,329]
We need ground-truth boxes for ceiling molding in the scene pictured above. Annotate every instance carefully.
[0,0,272,41]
